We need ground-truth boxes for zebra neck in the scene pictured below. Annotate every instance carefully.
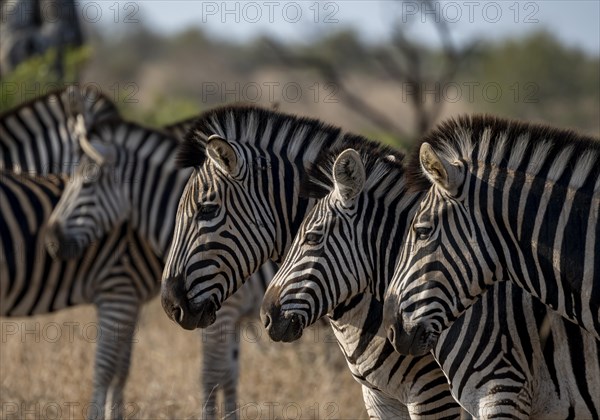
[0,88,119,176]
[247,150,320,263]
[130,161,191,261]
[276,191,314,263]
[363,193,422,302]
[482,167,600,337]
[105,125,190,261]
[328,294,390,369]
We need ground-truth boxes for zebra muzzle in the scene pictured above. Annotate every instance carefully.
[161,276,218,330]
[387,318,433,356]
[261,284,305,342]
[262,305,304,343]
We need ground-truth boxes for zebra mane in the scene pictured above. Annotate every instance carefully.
[0,86,118,120]
[176,105,342,169]
[85,118,181,161]
[406,114,600,192]
[300,134,407,199]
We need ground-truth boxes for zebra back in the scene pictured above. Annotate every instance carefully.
[0,86,119,175]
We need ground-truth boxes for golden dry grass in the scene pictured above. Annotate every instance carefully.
[0,299,367,419]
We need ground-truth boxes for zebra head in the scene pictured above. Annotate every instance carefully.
[162,106,343,330]
[261,149,371,342]
[382,140,496,356]
[46,135,128,259]
[162,135,277,330]
[384,115,600,353]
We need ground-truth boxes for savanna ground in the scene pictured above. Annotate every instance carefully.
[0,299,367,419]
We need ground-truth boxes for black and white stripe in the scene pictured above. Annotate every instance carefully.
[161,110,462,417]
[0,88,152,419]
[1,169,162,419]
[162,106,344,329]
[383,115,600,355]
[0,86,119,174]
[1,91,274,418]
[262,142,600,418]
[45,116,276,419]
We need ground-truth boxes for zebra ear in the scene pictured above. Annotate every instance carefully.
[206,135,240,175]
[419,143,462,193]
[333,149,365,202]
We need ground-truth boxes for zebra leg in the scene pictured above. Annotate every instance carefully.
[106,321,136,420]
[89,294,139,420]
[361,385,410,419]
[200,308,241,420]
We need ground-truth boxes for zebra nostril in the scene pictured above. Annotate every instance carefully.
[172,305,184,323]
[263,313,272,329]
[387,326,395,345]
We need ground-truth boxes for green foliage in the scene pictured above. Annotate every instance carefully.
[93,26,167,80]
[459,31,599,131]
[0,46,92,112]
[119,94,203,128]
[10,26,593,138]
[363,130,411,151]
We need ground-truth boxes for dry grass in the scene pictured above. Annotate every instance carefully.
[1,299,367,419]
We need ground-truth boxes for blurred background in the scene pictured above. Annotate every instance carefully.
[1,0,599,418]
[1,0,599,140]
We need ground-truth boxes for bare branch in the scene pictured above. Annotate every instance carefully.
[263,38,410,139]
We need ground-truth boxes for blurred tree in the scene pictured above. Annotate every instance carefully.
[64,13,598,139]
[261,0,477,141]
[118,93,202,128]
[462,30,599,131]
[1,0,83,77]
[0,45,91,111]
[92,25,167,81]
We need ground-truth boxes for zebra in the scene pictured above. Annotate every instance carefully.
[43,115,278,418]
[1,169,163,419]
[0,85,119,175]
[1,89,274,418]
[382,115,600,357]
[161,106,344,328]
[261,143,600,418]
[158,108,462,418]
[0,87,151,419]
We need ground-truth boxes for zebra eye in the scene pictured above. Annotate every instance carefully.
[304,232,323,246]
[196,204,218,221]
[414,225,433,240]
